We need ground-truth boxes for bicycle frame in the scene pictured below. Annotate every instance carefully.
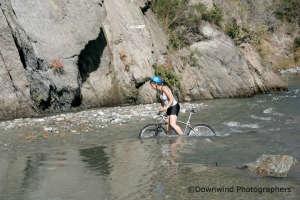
[179,111,194,134]
[158,111,195,134]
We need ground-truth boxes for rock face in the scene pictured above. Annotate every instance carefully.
[173,23,286,100]
[0,0,105,115]
[0,0,289,120]
[0,6,34,119]
[213,0,300,69]
[243,154,297,177]
[82,0,162,107]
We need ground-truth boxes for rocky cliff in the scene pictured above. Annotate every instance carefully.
[0,0,292,120]
[212,0,300,69]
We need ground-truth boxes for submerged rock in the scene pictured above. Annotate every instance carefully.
[242,154,297,177]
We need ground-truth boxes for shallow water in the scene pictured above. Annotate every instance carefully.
[0,75,299,200]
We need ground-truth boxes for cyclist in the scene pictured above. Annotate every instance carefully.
[149,76,184,135]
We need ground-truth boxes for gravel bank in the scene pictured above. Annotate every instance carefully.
[0,103,207,136]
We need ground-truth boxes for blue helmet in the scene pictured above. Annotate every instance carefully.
[150,76,164,85]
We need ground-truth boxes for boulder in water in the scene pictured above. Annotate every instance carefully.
[243,154,297,177]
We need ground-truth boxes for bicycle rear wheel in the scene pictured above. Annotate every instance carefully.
[188,124,216,136]
[139,124,167,139]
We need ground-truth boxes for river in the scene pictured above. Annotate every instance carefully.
[0,74,299,200]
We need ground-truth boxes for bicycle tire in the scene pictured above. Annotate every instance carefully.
[139,124,167,139]
[188,124,216,136]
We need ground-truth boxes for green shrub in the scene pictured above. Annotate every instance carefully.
[153,64,180,89]
[225,20,241,40]
[294,37,300,49]
[168,30,188,50]
[152,0,188,30]
[152,1,223,49]
[225,19,263,46]
[193,3,207,13]
[294,37,300,62]
[201,4,223,26]
[275,0,300,25]
[152,0,200,49]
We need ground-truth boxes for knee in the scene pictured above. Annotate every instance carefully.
[170,121,177,128]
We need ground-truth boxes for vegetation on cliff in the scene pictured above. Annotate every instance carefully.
[275,0,300,25]
[224,19,263,46]
[153,63,181,90]
[152,0,222,49]
[294,37,300,62]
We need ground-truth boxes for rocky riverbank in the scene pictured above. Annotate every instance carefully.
[280,67,300,74]
[0,102,206,137]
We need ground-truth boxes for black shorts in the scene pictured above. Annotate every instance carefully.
[167,103,180,116]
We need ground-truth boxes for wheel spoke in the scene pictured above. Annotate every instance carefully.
[189,124,215,136]
[139,124,167,138]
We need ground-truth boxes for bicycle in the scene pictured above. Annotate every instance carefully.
[139,109,216,138]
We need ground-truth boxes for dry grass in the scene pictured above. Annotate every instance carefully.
[50,58,64,74]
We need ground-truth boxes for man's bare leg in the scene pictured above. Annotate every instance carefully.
[169,115,184,135]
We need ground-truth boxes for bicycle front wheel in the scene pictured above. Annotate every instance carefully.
[188,124,216,136]
[139,124,167,139]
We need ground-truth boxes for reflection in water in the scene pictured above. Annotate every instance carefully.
[162,137,185,178]
[170,137,184,164]
[79,146,111,176]
[0,153,48,200]
[21,153,47,193]
[0,131,299,200]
